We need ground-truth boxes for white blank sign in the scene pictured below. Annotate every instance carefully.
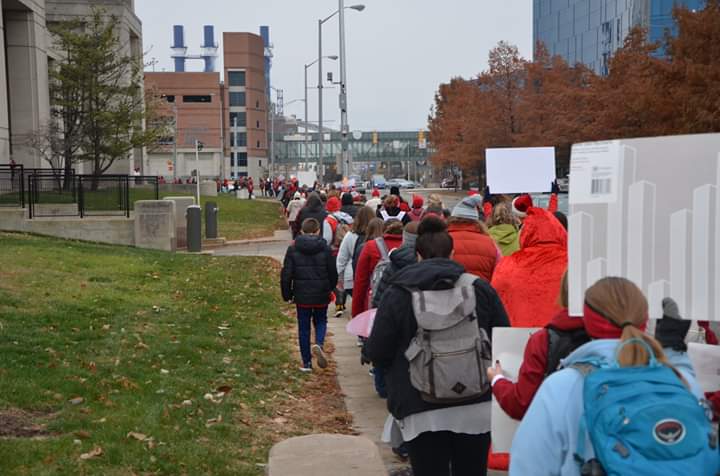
[486,147,556,194]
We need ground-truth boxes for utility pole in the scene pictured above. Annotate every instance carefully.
[172,103,178,182]
[317,19,324,182]
[338,0,349,178]
[195,140,203,206]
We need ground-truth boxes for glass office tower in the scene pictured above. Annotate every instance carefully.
[533,0,705,75]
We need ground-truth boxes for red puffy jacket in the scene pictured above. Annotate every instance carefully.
[448,222,498,282]
[491,208,567,328]
[351,233,403,317]
[492,309,585,420]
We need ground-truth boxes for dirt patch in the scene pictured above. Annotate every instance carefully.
[0,409,54,438]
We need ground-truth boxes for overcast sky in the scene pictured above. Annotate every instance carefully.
[136,0,532,132]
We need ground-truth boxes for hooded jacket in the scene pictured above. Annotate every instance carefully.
[336,231,359,290]
[296,194,327,231]
[447,221,499,282]
[510,339,702,476]
[340,193,358,218]
[488,223,521,256]
[370,244,417,308]
[280,234,338,306]
[491,208,567,327]
[492,309,586,420]
[364,258,510,420]
[351,233,403,317]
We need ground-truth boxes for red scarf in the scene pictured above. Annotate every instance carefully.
[583,302,647,339]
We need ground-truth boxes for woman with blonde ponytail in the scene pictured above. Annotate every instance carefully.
[510,277,711,476]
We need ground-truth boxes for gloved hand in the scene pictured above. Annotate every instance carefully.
[655,298,691,352]
[483,185,492,203]
[551,180,560,195]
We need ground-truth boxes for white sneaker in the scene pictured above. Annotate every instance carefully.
[298,366,312,373]
[312,344,328,369]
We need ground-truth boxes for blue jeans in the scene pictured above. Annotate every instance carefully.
[296,306,328,367]
[374,366,387,398]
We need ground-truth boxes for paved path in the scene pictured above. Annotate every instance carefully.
[217,222,505,475]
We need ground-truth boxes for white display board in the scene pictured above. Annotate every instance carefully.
[485,147,556,194]
[568,134,720,321]
[490,327,540,453]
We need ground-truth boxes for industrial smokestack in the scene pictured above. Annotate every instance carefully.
[171,25,187,72]
[201,25,218,73]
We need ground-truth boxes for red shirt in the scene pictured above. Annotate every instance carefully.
[492,309,584,420]
[351,233,403,317]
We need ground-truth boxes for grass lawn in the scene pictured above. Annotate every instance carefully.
[0,233,350,475]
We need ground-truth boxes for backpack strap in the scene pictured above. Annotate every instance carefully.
[380,210,390,221]
[570,362,598,468]
[396,211,406,221]
[375,237,389,260]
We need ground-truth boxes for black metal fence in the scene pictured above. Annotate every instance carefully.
[0,164,159,219]
[0,164,24,208]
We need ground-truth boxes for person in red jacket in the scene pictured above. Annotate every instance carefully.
[491,207,567,328]
[351,220,404,317]
[487,271,588,420]
[447,194,499,282]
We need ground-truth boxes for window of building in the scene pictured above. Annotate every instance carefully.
[230,133,247,147]
[256,120,260,128]
[228,71,246,87]
[239,171,248,177]
[183,95,211,103]
[232,152,248,167]
[229,92,246,107]
[255,99,260,108]
[258,160,262,168]
[256,140,261,148]
[230,171,235,178]
[229,111,246,127]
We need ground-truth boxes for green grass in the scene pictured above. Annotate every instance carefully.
[0,233,304,475]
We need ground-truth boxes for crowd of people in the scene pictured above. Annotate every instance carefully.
[279,182,720,476]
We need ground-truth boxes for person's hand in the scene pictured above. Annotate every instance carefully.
[551,180,560,194]
[655,297,691,352]
[487,360,503,382]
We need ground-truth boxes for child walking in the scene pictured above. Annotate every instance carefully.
[281,218,338,372]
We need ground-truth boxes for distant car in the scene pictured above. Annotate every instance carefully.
[441,177,457,189]
[372,175,387,189]
[393,179,416,189]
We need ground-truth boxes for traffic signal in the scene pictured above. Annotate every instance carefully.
[372,131,378,145]
[196,140,204,151]
[418,130,427,149]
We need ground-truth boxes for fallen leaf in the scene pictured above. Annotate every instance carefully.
[127,432,147,441]
[181,400,193,406]
[216,385,232,394]
[160,369,169,375]
[79,446,103,460]
[205,415,223,427]
[74,430,91,440]
[69,397,84,405]
[272,417,287,425]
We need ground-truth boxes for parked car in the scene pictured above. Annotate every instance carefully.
[371,174,387,189]
[441,177,457,189]
[393,179,416,189]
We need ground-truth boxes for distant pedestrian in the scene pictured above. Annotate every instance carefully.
[365,216,509,476]
[408,195,424,221]
[340,192,358,218]
[336,206,376,318]
[365,188,382,213]
[296,193,330,243]
[377,195,410,225]
[287,192,306,238]
[280,218,338,372]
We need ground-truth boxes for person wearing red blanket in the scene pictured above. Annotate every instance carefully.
[491,207,568,328]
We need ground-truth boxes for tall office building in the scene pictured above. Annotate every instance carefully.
[533,0,705,75]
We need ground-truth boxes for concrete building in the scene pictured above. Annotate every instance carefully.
[145,30,269,182]
[0,0,142,172]
[533,0,705,75]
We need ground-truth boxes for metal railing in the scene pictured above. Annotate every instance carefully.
[0,164,24,208]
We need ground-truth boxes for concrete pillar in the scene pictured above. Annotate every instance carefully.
[5,7,49,167]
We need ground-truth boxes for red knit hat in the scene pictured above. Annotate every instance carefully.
[512,194,533,218]
[412,195,424,209]
[372,188,380,197]
[326,196,341,213]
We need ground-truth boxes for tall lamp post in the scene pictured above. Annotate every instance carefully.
[318,4,364,182]
[305,56,337,176]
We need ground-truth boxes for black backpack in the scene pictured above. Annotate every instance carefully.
[351,233,367,278]
[544,326,590,376]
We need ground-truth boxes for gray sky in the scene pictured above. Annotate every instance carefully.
[136,0,532,132]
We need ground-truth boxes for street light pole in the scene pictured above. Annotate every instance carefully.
[317,19,324,182]
[338,0,348,178]
[195,140,201,207]
[172,103,178,182]
[304,64,309,171]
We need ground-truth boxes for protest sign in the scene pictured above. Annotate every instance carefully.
[568,134,720,321]
[688,343,720,393]
[491,327,540,452]
[486,147,556,194]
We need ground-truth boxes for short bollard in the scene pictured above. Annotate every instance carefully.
[205,201,218,239]
[186,205,202,252]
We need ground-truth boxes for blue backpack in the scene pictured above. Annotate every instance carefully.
[573,338,719,476]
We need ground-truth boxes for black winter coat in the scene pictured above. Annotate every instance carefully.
[340,204,358,219]
[296,194,327,230]
[280,234,338,305]
[370,244,417,308]
[364,258,510,420]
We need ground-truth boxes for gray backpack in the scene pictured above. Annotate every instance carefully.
[369,238,391,302]
[404,273,492,404]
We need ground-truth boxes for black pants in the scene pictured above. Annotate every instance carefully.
[407,431,490,476]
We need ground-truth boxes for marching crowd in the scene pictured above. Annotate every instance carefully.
[279,181,720,476]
